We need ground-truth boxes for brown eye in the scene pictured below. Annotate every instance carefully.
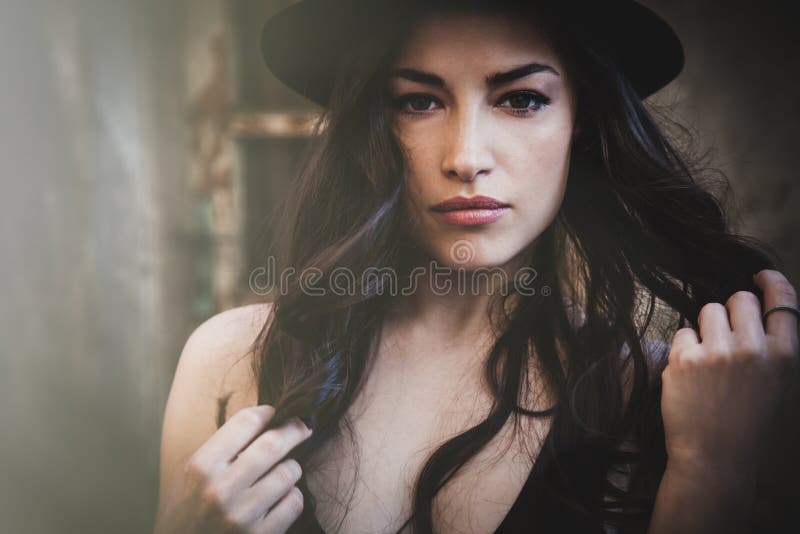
[394,93,440,114]
[499,91,551,115]
[509,94,535,109]
[409,95,434,111]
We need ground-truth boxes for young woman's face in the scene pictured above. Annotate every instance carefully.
[387,8,577,270]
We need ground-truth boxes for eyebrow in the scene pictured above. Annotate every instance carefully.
[387,62,560,89]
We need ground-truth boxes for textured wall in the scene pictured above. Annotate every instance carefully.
[0,1,218,532]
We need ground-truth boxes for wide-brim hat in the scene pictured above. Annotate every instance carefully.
[260,0,684,107]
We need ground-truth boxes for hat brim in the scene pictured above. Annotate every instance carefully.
[260,0,684,107]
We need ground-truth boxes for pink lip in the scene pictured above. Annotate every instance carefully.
[434,207,509,226]
[431,195,510,226]
[432,195,510,212]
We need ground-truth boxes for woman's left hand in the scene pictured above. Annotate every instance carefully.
[660,269,799,478]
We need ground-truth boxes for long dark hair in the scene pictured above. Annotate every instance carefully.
[237,1,780,532]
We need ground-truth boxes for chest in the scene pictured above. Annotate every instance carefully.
[304,350,554,534]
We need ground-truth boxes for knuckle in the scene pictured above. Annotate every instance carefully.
[236,407,270,429]
[701,301,724,312]
[184,455,211,481]
[201,484,229,510]
[698,302,724,318]
[703,342,732,361]
[660,365,671,381]
[667,347,685,362]
[727,290,759,307]
[733,336,766,358]
[254,433,284,457]
[255,403,277,417]
[668,346,691,364]
[705,346,730,363]
[275,462,298,486]
[670,328,697,348]
[288,416,310,436]
[757,269,781,283]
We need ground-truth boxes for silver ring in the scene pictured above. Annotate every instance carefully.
[762,305,800,322]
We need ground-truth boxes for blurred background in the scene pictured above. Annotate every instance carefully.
[0,0,797,533]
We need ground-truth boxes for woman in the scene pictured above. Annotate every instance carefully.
[153,1,799,533]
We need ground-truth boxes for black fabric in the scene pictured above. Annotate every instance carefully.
[260,0,685,107]
[294,418,612,534]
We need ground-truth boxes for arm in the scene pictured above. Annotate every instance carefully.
[646,270,798,534]
[153,303,273,532]
[647,455,757,534]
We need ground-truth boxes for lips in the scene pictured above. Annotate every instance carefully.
[431,195,510,212]
[431,195,510,226]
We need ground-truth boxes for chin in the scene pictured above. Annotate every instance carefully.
[433,241,523,272]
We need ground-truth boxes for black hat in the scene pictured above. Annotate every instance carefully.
[260,0,684,107]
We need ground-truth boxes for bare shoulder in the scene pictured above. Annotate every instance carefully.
[155,302,274,516]
[174,302,273,413]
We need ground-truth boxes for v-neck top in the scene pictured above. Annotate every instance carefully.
[287,304,662,534]
[294,419,614,534]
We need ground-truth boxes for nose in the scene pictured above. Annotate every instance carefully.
[441,104,494,182]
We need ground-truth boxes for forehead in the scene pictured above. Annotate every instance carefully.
[389,8,562,71]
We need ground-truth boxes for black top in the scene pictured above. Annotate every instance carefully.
[299,420,613,534]
[493,421,613,534]
[291,328,664,534]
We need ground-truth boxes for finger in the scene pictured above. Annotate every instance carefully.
[228,459,303,526]
[191,405,276,470]
[220,417,312,492]
[696,302,732,352]
[725,290,767,353]
[671,326,700,350]
[753,269,799,350]
[668,326,701,365]
[255,486,304,534]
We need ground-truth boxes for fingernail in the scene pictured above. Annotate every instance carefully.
[298,416,313,434]
[290,459,303,478]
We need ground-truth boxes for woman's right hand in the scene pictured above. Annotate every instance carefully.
[155,404,313,534]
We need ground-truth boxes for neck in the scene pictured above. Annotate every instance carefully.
[381,248,532,365]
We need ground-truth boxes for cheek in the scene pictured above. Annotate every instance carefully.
[502,130,573,240]
[398,128,439,175]
[397,134,440,214]
[506,126,572,193]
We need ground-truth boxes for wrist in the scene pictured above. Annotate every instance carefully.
[649,458,758,534]
[665,453,758,502]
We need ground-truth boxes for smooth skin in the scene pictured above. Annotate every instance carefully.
[163,408,310,534]
[153,306,310,534]
[649,269,799,534]
[153,6,799,534]
[386,12,799,534]
[153,270,798,534]
[388,9,577,272]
